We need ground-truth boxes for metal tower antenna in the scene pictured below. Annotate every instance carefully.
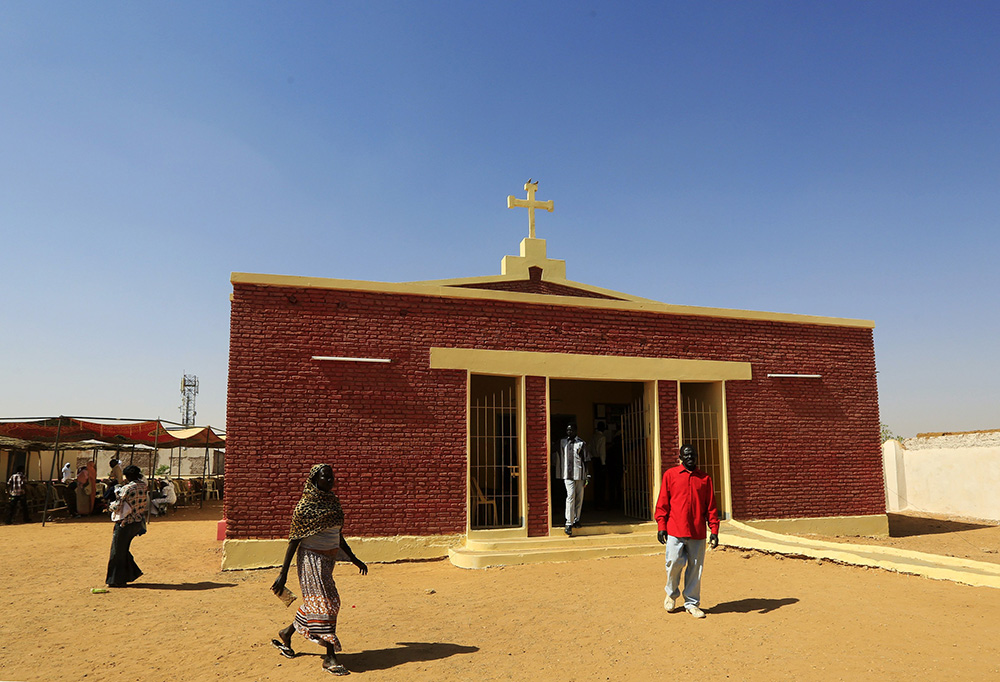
[180,373,199,427]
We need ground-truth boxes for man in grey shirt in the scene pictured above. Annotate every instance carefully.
[554,423,590,536]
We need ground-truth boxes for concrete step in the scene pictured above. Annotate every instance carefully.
[450,541,662,569]
[465,526,657,552]
[450,522,662,569]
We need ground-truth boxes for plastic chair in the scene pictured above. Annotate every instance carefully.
[206,478,221,500]
[471,479,498,527]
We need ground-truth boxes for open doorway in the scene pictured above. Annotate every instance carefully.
[549,379,654,529]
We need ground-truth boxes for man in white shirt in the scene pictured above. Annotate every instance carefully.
[151,478,177,516]
[553,423,590,536]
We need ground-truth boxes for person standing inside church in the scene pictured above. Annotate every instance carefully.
[605,423,623,508]
[554,423,590,536]
[589,421,607,508]
[655,444,719,619]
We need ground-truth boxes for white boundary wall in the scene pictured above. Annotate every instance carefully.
[883,432,1000,522]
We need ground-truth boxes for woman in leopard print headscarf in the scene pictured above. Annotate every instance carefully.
[270,464,367,676]
[288,463,345,540]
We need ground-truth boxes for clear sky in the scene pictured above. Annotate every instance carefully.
[1,2,997,437]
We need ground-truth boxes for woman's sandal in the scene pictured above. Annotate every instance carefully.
[323,659,350,676]
[271,638,296,658]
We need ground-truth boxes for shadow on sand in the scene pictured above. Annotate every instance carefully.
[297,642,479,672]
[708,597,798,614]
[888,513,995,538]
[125,581,237,591]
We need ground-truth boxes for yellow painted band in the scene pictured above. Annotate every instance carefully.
[220,535,463,571]
[740,514,889,537]
[430,348,752,381]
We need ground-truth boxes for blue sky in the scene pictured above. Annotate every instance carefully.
[1,2,997,437]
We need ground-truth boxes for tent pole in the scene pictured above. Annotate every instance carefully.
[201,427,210,509]
[147,419,160,524]
[90,448,98,519]
[41,417,63,528]
[44,441,60,522]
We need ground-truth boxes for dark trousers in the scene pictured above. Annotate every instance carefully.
[106,520,145,586]
[5,495,30,524]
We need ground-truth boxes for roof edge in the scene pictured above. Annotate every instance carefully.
[230,271,875,329]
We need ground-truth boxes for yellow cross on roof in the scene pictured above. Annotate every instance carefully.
[507,180,554,239]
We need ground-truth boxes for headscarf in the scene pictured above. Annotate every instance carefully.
[288,464,345,540]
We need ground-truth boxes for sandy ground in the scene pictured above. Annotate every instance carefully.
[2,504,1000,682]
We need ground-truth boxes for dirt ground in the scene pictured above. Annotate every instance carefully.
[2,504,1000,682]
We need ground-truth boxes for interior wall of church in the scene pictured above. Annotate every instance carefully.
[548,379,642,440]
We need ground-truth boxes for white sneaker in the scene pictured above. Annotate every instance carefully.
[686,605,706,619]
[664,596,679,612]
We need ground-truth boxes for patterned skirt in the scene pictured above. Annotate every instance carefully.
[293,546,342,651]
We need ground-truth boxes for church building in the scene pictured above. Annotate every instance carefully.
[223,182,885,569]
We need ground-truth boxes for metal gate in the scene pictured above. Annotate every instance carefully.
[469,382,520,529]
[680,392,727,518]
[621,398,653,520]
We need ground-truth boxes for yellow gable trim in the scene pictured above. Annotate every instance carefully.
[429,348,752,381]
[231,272,874,329]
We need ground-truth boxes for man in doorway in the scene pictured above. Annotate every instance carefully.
[553,423,590,536]
[655,444,719,618]
[5,466,31,524]
[589,422,607,508]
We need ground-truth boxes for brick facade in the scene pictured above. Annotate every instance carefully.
[226,281,882,540]
[524,376,549,537]
[657,380,679,472]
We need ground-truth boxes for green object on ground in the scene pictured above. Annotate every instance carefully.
[91,588,109,594]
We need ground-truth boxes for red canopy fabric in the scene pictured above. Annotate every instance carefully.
[0,418,225,449]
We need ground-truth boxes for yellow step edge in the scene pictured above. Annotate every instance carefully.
[450,542,662,569]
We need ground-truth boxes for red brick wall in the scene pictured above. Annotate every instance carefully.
[657,380,679,472]
[725,334,884,519]
[226,283,882,539]
[524,376,549,536]
[457,281,621,300]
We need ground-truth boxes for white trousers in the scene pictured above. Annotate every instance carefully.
[664,535,706,608]
[563,479,585,526]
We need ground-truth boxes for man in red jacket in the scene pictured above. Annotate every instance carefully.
[654,444,720,619]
